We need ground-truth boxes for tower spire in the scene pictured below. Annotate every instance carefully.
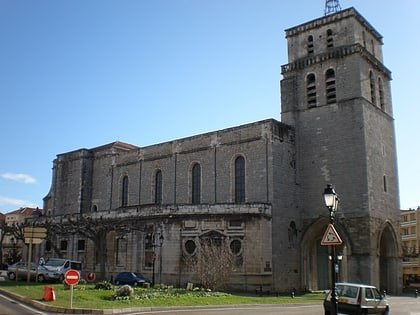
[324,0,341,15]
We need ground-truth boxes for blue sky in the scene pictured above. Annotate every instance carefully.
[0,0,419,213]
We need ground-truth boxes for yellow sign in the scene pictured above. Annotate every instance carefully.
[24,227,47,239]
[24,238,43,245]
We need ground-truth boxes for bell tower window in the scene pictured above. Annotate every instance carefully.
[370,71,376,106]
[327,29,334,48]
[307,73,317,108]
[325,69,336,104]
[307,35,314,55]
[378,77,385,111]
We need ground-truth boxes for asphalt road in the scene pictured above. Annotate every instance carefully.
[1,292,419,315]
[0,293,47,315]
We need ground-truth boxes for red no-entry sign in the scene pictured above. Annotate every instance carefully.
[65,269,80,286]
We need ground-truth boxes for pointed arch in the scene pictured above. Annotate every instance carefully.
[300,217,352,291]
[377,221,401,294]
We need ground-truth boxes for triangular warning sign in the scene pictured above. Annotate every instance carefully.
[321,223,342,245]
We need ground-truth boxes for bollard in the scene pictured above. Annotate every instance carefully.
[415,289,418,299]
[42,286,56,301]
[291,288,295,298]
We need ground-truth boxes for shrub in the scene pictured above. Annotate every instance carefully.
[94,281,113,290]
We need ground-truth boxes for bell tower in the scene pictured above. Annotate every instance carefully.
[280,8,401,293]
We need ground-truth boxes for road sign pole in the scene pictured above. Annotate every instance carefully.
[27,237,33,283]
[70,285,74,308]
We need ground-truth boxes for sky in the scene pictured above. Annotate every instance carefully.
[0,0,419,214]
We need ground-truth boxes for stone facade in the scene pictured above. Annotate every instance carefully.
[42,7,401,293]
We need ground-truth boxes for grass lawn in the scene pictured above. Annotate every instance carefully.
[0,281,324,310]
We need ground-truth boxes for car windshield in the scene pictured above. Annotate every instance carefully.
[337,285,358,298]
[44,259,65,267]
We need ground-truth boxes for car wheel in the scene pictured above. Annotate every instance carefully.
[38,274,45,283]
[8,272,16,280]
[115,280,120,285]
[383,307,390,315]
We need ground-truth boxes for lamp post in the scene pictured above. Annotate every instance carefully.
[323,184,339,315]
[158,234,164,284]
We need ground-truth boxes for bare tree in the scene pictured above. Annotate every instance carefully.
[43,215,142,280]
[191,238,237,291]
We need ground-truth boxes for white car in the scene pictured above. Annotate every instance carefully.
[323,282,389,315]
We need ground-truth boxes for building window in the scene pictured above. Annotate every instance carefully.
[192,163,201,204]
[383,175,387,192]
[370,71,376,106]
[45,240,52,252]
[307,73,317,107]
[307,35,314,55]
[325,69,336,104]
[184,240,197,255]
[155,170,162,204]
[121,175,129,207]
[378,77,385,110]
[77,239,85,251]
[234,156,245,203]
[60,240,68,251]
[230,239,242,255]
[327,29,334,48]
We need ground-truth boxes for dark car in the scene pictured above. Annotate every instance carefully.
[114,272,151,286]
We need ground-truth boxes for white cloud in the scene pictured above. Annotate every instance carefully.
[0,196,37,208]
[1,172,37,184]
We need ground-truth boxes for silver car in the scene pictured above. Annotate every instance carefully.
[7,262,60,282]
[323,282,389,315]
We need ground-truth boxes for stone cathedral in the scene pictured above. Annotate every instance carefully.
[42,7,402,293]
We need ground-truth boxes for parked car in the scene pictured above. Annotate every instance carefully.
[41,258,82,281]
[323,282,389,315]
[114,272,151,286]
[7,262,60,282]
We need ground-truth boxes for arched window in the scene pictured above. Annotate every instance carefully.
[154,170,162,204]
[307,35,314,55]
[325,69,336,104]
[307,73,317,108]
[369,71,376,106]
[327,29,333,48]
[192,163,201,204]
[378,77,385,110]
[121,175,129,207]
[234,156,245,203]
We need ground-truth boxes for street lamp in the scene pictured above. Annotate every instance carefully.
[158,234,164,284]
[323,184,339,315]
